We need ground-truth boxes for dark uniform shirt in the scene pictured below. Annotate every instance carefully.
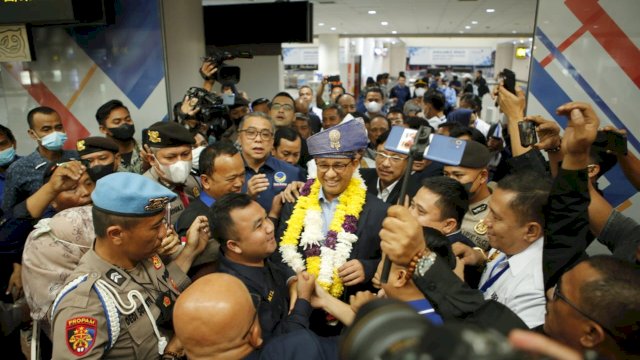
[50,250,190,359]
[117,142,144,174]
[241,156,303,213]
[1,149,77,216]
[219,255,311,342]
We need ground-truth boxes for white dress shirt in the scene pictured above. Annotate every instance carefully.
[376,178,399,203]
[478,237,546,328]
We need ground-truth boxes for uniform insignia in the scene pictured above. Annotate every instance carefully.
[193,186,200,197]
[471,203,488,215]
[267,290,274,302]
[76,140,86,151]
[274,171,286,183]
[145,197,169,212]
[66,316,97,356]
[474,220,488,235]
[106,269,125,286]
[163,296,171,307]
[329,129,341,150]
[151,255,163,270]
[148,130,161,143]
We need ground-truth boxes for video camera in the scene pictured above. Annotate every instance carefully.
[184,87,230,138]
[203,49,253,84]
[340,299,527,360]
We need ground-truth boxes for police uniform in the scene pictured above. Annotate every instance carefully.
[76,136,120,182]
[50,173,191,359]
[142,122,202,224]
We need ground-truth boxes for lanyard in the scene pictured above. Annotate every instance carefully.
[480,256,510,293]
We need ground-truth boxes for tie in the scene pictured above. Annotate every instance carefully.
[175,185,190,208]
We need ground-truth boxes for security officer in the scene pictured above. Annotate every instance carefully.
[50,172,210,359]
[143,121,202,224]
[76,136,120,182]
[442,140,493,251]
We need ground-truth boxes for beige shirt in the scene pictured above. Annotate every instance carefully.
[143,167,201,224]
[50,250,190,359]
[22,205,95,331]
[460,195,491,250]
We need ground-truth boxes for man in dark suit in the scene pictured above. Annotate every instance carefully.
[275,120,389,335]
[361,130,421,205]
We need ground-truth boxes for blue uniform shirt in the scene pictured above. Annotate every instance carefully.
[242,156,303,212]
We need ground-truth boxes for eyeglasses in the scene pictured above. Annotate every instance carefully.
[239,127,273,140]
[552,283,616,337]
[375,151,407,164]
[271,103,294,112]
[316,161,352,173]
[242,293,262,339]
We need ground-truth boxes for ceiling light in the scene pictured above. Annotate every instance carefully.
[368,10,376,14]
[318,22,325,26]
[465,25,471,29]
[330,27,336,31]
[529,37,533,42]
[391,40,396,45]
[391,30,397,34]
[512,30,517,34]
[459,30,464,34]
[471,21,478,24]
[486,8,495,13]
[519,39,524,43]
[512,41,517,44]
[381,21,389,26]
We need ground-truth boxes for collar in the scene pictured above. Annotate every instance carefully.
[406,298,434,314]
[506,236,543,276]
[376,177,400,197]
[318,187,338,204]
[243,155,274,172]
[220,255,266,286]
[199,191,216,207]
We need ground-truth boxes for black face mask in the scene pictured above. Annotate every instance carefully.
[108,124,135,141]
[87,163,116,182]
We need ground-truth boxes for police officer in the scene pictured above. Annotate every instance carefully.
[50,172,210,359]
[143,121,202,224]
[76,136,120,182]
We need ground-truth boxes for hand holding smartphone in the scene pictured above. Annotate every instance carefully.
[518,121,538,147]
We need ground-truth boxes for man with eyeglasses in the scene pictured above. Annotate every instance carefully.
[174,273,339,360]
[361,129,420,205]
[269,92,298,129]
[276,119,389,336]
[239,112,303,213]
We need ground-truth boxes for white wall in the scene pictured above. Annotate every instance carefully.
[232,55,283,100]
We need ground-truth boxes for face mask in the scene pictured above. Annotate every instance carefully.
[415,88,426,98]
[0,147,16,166]
[155,157,192,184]
[87,163,115,182]
[39,131,67,151]
[461,173,482,199]
[108,123,135,141]
[191,146,205,171]
[365,101,382,113]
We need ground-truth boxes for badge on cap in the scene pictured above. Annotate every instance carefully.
[66,316,97,356]
[329,130,341,150]
[148,130,161,143]
[76,140,86,151]
[474,220,488,235]
[145,197,170,212]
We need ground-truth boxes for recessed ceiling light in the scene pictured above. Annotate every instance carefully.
[519,39,524,43]
[330,27,336,31]
[318,22,325,26]
[368,10,376,15]
[471,21,478,24]
[512,41,517,44]
[465,25,471,29]
[381,21,389,26]
[486,8,495,13]
[391,30,397,34]
[512,30,517,34]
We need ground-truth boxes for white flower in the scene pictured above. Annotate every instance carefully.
[299,210,324,249]
[318,247,335,284]
[279,245,305,272]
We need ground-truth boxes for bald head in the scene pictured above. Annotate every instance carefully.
[174,273,261,359]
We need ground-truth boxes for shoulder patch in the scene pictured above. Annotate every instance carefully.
[106,269,125,286]
[66,316,98,356]
[151,255,163,270]
[471,203,488,215]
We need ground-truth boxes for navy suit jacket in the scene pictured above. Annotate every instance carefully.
[360,168,421,205]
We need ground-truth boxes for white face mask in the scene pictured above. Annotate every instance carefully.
[365,101,382,113]
[415,88,426,98]
[156,158,192,184]
[191,146,206,171]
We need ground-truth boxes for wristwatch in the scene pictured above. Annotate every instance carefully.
[416,252,437,277]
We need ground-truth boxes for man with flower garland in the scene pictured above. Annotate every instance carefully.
[276,119,389,335]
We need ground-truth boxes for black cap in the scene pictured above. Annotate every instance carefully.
[76,136,119,157]
[458,140,491,168]
[145,121,195,148]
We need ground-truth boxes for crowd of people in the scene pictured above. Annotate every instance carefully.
[0,60,638,360]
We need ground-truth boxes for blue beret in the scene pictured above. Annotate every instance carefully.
[92,173,177,216]
[307,120,368,158]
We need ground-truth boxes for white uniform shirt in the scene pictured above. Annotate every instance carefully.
[376,178,400,203]
[478,237,546,328]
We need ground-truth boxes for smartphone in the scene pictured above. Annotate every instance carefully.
[327,75,340,82]
[222,93,235,106]
[518,120,538,147]
[596,130,628,155]
[500,68,516,95]
[384,126,467,166]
